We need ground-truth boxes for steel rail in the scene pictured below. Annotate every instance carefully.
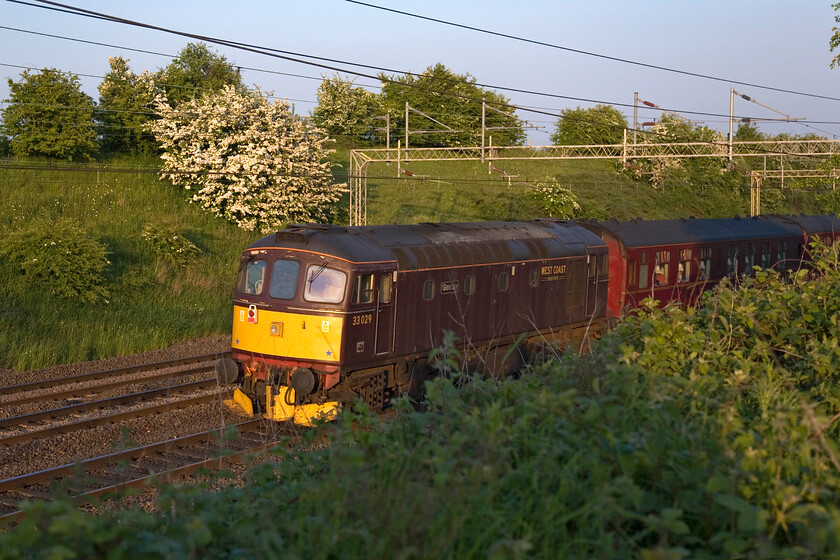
[0,378,220,430]
[0,421,282,525]
[0,352,230,396]
[0,363,218,409]
[0,420,265,492]
[0,390,232,447]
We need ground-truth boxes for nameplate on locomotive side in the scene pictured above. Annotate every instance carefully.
[440,280,459,294]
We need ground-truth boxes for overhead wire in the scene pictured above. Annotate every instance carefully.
[2,0,838,163]
[4,1,801,126]
[346,0,840,103]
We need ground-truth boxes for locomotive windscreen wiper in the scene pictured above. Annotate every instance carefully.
[308,262,328,285]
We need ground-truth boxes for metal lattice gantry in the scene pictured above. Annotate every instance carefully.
[348,139,840,225]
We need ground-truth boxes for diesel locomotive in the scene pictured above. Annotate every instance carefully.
[215,214,840,425]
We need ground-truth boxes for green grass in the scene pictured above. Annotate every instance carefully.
[0,157,255,370]
[0,150,818,370]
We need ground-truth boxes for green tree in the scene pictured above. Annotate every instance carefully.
[734,121,766,142]
[97,56,159,155]
[147,85,345,232]
[379,63,524,148]
[2,68,97,161]
[311,74,383,145]
[155,43,244,106]
[551,104,628,145]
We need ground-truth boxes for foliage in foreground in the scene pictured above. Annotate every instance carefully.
[4,246,840,559]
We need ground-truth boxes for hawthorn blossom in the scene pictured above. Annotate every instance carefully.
[147,85,346,232]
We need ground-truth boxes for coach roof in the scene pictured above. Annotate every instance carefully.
[589,215,804,248]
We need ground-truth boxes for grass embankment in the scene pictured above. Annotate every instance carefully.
[0,157,254,370]
[0,150,820,370]
[4,249,840,558]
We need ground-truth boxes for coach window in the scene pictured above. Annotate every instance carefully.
[269,259,299,300]
[726,245,738,276]
[628,259,637,287]
[638,252,649,290]
[304,265,346,304]
[776,241,786,270]
[464,275,476,296]
[423,279,435,301]
[237,259,266,296]
[379,274,393,304]
[498,272,509,292]
[699,248,712,280]
[654,251,670,286]
[678,249,692,283]
[744,243,756,272]
[353,273,375,304]
[761,242,772,269]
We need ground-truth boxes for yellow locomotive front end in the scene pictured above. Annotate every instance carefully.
[217,248,350,426]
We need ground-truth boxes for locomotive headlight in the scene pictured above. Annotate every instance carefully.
[269,322,284,337]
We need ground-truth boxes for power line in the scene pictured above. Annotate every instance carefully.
[4,1,837,154]
[346,0,840,104]
[3,1,796,126]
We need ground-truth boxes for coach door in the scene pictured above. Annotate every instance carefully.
[375,270,396,354]
[585,251,607,317]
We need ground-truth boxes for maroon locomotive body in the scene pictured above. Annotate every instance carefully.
[217,220,609,424]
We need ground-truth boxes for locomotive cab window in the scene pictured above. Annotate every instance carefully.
[304,265,346,304]
[379,274,393,304]
[237,259,266,295]
[269,259,299,300]
[353,274,375,304]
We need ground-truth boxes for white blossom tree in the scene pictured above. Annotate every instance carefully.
[147,85,345,232]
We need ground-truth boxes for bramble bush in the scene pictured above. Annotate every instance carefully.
[0,217,110,303]
[140,224,202,267]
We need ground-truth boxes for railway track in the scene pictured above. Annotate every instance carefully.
[0,352,229,410]
[0,351,301,524]
[0,419,296,524]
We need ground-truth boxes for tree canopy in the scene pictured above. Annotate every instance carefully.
[551,104,628,146]
[146,85,345,232]
[311,74,383,146]
[155,43,244,106]
[2,68,97,161]
[379,63,524,148]
[97,57,158,155]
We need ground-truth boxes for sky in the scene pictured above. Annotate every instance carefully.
[2,0,840,144]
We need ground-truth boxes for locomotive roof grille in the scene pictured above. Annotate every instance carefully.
[249,220,605,270]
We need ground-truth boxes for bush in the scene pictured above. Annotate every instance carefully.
[530,180,581,218]
[140,224,202,267]
[0,217,110,303]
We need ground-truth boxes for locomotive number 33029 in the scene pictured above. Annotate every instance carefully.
[352,314,373,326]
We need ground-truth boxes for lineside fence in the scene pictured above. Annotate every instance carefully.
[349,139,840,225]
